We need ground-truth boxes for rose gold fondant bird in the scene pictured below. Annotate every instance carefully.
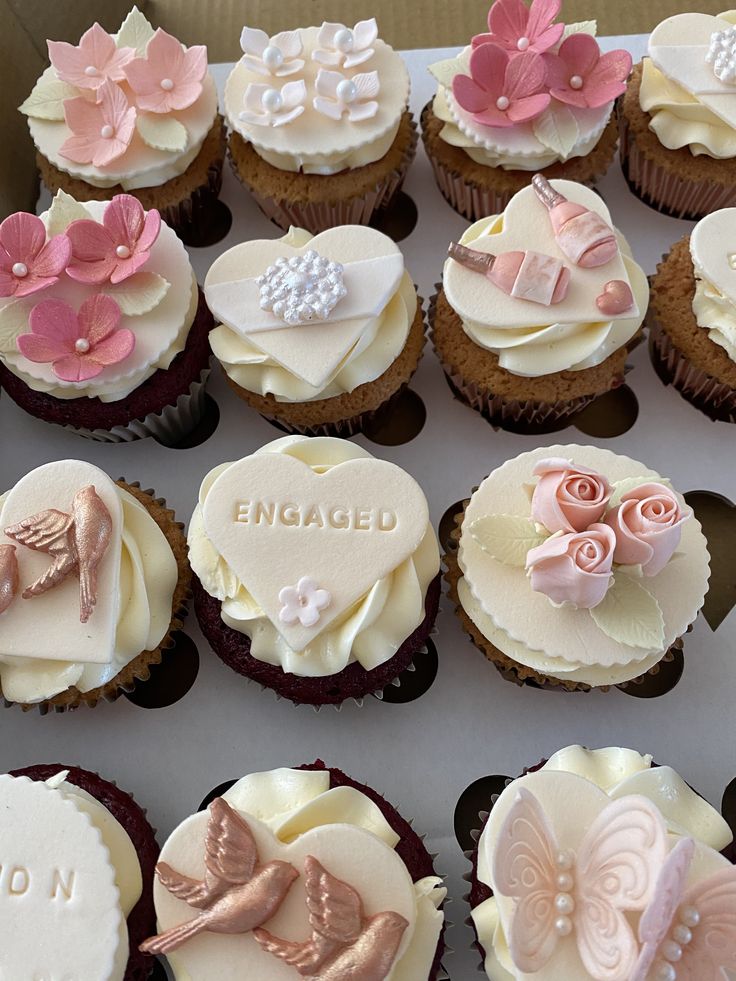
[4,485,112,623]
[255,855,410,981]
[0,545,18,615]
[139,798,299,956]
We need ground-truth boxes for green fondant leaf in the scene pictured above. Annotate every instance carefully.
[103,272,170,316]
[532,103,579,159]
[470,514,549,567]
[136,113,188,152]
[46,190,91,237]
[428,57,466,88]
[609,476,673,508]
[116,6,156,54]
[0,300,32,355]
[19,79,77,120]
[590,574,665,649]
[561,20,598,41]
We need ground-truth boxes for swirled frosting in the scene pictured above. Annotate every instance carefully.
[693,274,736,361]
[224,24,409,175]
[471,746,733,980]
[0,482,178,703]
[0,196,198,402]
[156,767,445,981]
[188,435,439,678]
[205,227,416,402]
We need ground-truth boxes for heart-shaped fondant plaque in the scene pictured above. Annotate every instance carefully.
[155,814,416,981]
[204,225,405,389]
[691,208,736,304]
[0,460,122,664]
[649,13,736,129]
[202,453,429,650]
[444,180,638,328]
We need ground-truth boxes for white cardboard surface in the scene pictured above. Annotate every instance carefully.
[0,36,734,980]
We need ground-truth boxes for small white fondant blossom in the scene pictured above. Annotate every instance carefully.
[706,25,736,83]
[240,26,305,77]
[279,577,331,628]
[313,69,380,121]
[257,251,347,325]
[312,19,378,69]
[239,80,306,127]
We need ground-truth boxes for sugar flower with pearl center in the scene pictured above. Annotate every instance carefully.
[123,28,207,113]
[257,250,347,325]
[240,80,306,127]
[278,577,332,628]
[240,27,304,77]
[313,69,380,121]
[453,44,550,128]
[47,22,134,90]
[60,79,136,168]
[0,213,71,299]
[65,194,161,285]
[313,19,378,69]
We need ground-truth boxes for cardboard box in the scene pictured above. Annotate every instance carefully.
[1,0,731,218]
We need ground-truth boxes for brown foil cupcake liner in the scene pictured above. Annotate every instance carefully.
[619,109,736,220]
[443,501,687,694]
[649,317,736,423]
[3,482,192,714]
[228,116,418,233]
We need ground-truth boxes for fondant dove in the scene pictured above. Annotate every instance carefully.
[4,485,112,623]
[139,798,299,956]
[0,545,18,615]
[255,855,409,980]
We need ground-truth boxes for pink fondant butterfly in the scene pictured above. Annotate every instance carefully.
[632,836,736,981]
[492,787,667,981]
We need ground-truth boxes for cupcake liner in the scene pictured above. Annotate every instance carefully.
[649,317,736,424]
[228,115,418,234]
[619,108,736,221]
[9,763,160,981]
[4,482,191,714]
[160,130,226,238]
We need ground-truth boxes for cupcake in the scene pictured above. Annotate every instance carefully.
[140,761,446,979]
[204,224,424,435]
[19,7,225,236]
[0,458,190,712]
[189,435,441,706]
[422,0,631,220]
[4,763,159,980]
[430,179,649,431]
[223,19,417,232]
[620,11,736,219]
[467,745,735,980]
[445,445,710,691]
[0,190,214,441]
[649,209,736,423]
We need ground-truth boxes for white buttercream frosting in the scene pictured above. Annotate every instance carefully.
[155,767,445,981]
[690,208,736,363]
[457,445,710,687]
[693,273,736,361]
[188,435,439,678]
[224,26,410,175]
[0,196,198,402]
[205,226,416,402]
[471,746,733,981]
[0,481,178,703]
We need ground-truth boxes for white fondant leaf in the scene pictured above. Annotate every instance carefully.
[590,575,665,649]
[46,189,91,237]
[18,79,77,120]
[136,113,188,152]
[470,514,549,566]
[532,103,579,158]
[116,6,156,54]
[103,272,170,316]
[609,476,673,508]
[561,20,597,41]
[428,57,466,88]
[0,300,31,354]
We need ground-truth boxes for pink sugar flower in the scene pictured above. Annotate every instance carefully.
[0,213,71,299]
[48,22,134,91]
[545,34,632,109]
[66,194,161,285]
[123,29,206,113]
[61,80,136,168]
[453,44,550,128]
[17,294,135,383]
[472,0,563,55]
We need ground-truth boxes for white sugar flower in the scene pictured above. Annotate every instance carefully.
[312,18,378,69]
[239,80,306,127]
[706,25,736,83]
[279,577,331,627]
[313,69,380,122]
[240,26,305,77]
[256,250,348,325]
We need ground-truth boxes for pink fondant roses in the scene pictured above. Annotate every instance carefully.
[526,523,615,609]
[531,458,612,534]
[604,483,690,576]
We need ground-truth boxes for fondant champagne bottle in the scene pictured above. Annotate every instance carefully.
[448,243,570,306]
[532,174,617,268]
